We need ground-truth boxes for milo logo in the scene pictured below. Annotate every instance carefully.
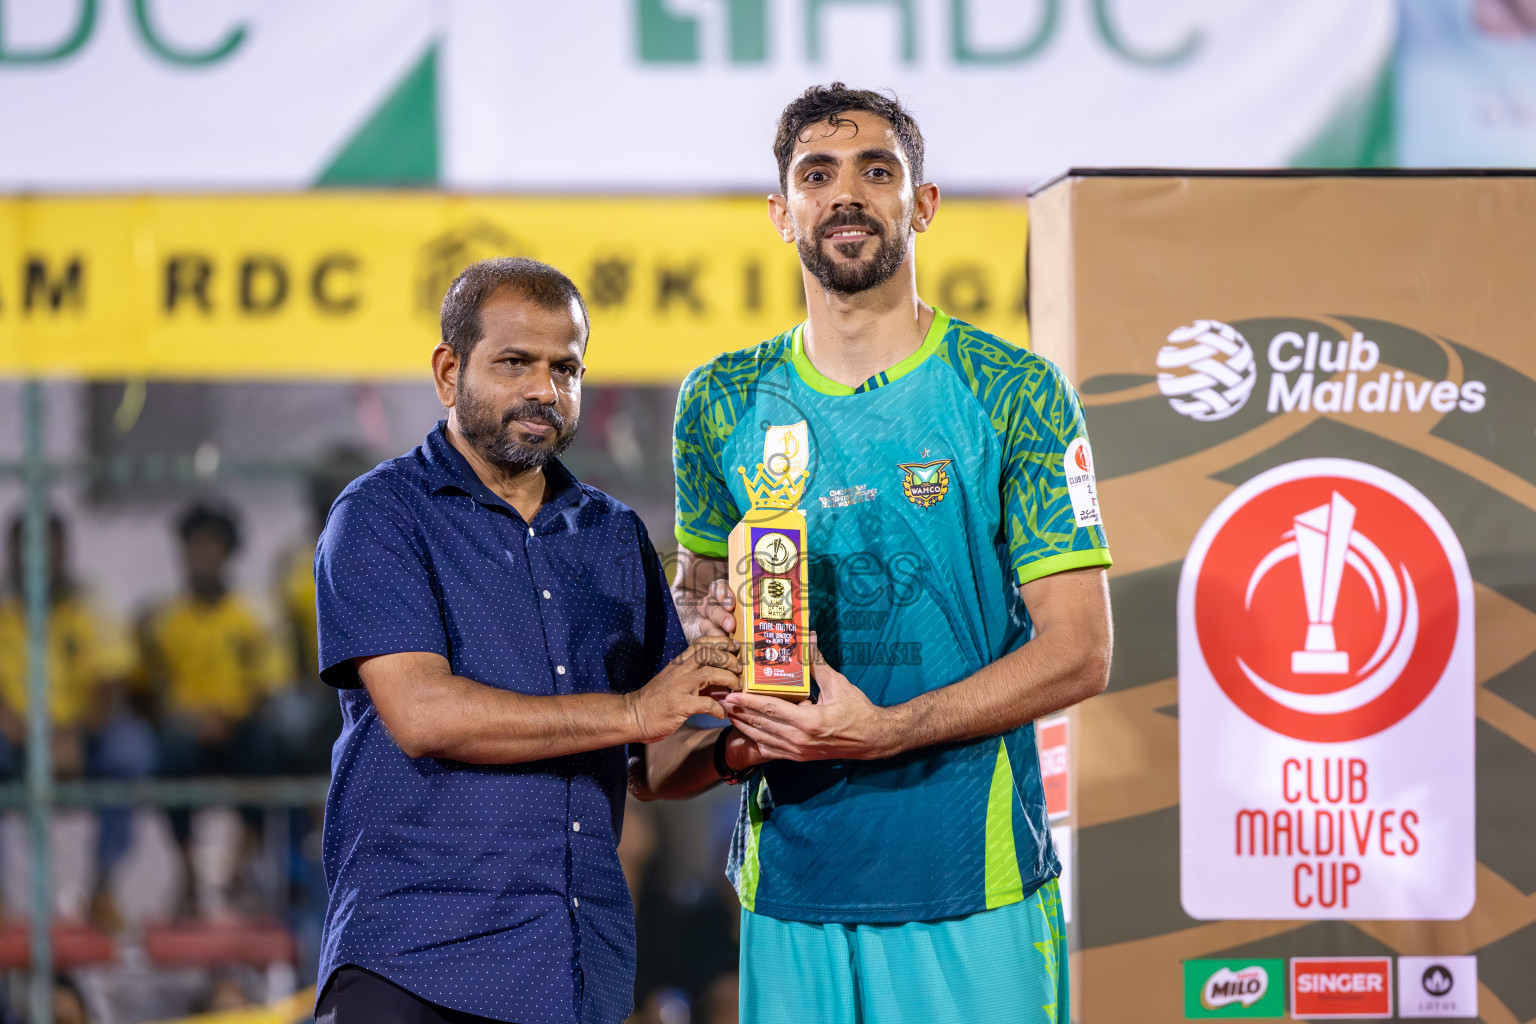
[1184,959,1284,1018]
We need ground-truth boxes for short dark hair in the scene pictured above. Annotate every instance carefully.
[439,257,591,365]
[774,82,925,195]
[177,501,240,554]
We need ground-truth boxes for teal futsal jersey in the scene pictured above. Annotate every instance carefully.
[672,310,1112,924]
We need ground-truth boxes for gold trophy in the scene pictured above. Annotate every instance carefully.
[728,427,812,700]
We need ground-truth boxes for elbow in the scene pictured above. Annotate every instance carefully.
[627,767,660,803]
[392,726,435,761]
[1074,645,1112,704]
[384,708,450,761]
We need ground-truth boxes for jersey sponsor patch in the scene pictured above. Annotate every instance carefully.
[1065,437,1102,527]
[763,421,809,482]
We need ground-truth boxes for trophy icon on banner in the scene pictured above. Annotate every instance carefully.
[728,423,812,700]
[1291,492,1355,674]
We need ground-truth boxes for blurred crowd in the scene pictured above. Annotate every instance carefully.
[1,489,742,1024]
[0,497,336,929]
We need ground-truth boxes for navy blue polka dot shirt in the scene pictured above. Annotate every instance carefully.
[314,422,686,1024]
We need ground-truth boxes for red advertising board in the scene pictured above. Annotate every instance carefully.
[1291,957,1393,1018]
[1037,717,1069,820]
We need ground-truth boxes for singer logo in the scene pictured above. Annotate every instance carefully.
[1291,958,1393,1018]
[1187,460,1460,742]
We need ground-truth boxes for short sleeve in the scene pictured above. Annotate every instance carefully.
[315,483,448,688]
[672,366,741,559]
[1003,362,1113,586]
[640,528,689,678]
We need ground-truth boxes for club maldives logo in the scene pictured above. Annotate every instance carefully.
[1156,319,1488,420]
[1184,459,1464,742]
[1157,320,1259,421]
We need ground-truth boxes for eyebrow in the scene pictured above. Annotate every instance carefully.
[487,344,581,363]
[793,148,904,174]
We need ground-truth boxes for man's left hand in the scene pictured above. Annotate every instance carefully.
[720,656,894,762]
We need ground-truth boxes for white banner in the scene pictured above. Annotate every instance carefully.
[0,1,1394,191]
[443,0,1395,190]
[1179,458,1475,921]
[0,0,433,190]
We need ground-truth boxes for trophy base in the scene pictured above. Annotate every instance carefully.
[728,508,811,701]
[1292,649,1349,674]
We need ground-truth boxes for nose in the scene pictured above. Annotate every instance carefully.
[830,168,865,212]
[523,366,558,405]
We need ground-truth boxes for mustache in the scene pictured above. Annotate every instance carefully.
[501,401,566,433]
[816,210,885,241]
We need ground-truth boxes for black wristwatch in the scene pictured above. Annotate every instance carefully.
[713,726,752,786]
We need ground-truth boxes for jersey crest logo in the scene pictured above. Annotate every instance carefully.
[898,460,952,508]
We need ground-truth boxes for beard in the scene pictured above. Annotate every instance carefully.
[797,209,910,295]
[455,375,578,473]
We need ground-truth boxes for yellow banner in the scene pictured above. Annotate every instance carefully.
[0,195,1027,382]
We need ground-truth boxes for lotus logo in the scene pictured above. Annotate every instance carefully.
[1422,964,1453,997]
[1202,965,1269,1010]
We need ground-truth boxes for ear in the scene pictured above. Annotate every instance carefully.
[431,343,459,408]
[767,193,796,244]
[911,182,941,234]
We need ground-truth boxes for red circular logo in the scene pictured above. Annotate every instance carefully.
[1192,471,1458,741]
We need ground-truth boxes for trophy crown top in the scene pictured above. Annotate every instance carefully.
[738,463,809,510]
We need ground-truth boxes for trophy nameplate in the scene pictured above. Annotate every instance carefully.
[728,433,812,700]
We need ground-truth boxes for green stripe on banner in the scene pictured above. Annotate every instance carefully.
[319,45,439,187]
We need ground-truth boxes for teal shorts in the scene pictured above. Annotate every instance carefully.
[739,879,1068,1024]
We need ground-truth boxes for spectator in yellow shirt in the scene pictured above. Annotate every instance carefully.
[2,511,157,926]
[137,502,285,918]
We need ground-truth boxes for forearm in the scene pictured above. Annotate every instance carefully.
[630,724,723,801]
[671,549,728,641]
[378,670,639,764]
[880,625,1108,756]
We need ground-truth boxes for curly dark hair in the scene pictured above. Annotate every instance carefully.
[177,501,240,554]
[440,257,591,365]
[773,82,925,195]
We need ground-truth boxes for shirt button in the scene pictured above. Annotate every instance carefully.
[542,589,551,599]
[556,665,566,675]
[572,821,581,832]
[528,527,535,537]
[573,897,580,907]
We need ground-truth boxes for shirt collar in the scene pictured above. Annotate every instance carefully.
[422,420,588,517]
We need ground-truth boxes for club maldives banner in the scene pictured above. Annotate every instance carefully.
[0,193,1025,379]
[0,1,1392,192]
[1028,172,1536,1022]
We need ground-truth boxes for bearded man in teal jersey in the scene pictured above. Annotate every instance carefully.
[628,83,1113,1024]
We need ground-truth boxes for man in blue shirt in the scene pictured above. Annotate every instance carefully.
[313,257,739,1024]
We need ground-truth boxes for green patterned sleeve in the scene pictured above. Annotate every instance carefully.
[1002,359,1113,586]
[672,364,741,559]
